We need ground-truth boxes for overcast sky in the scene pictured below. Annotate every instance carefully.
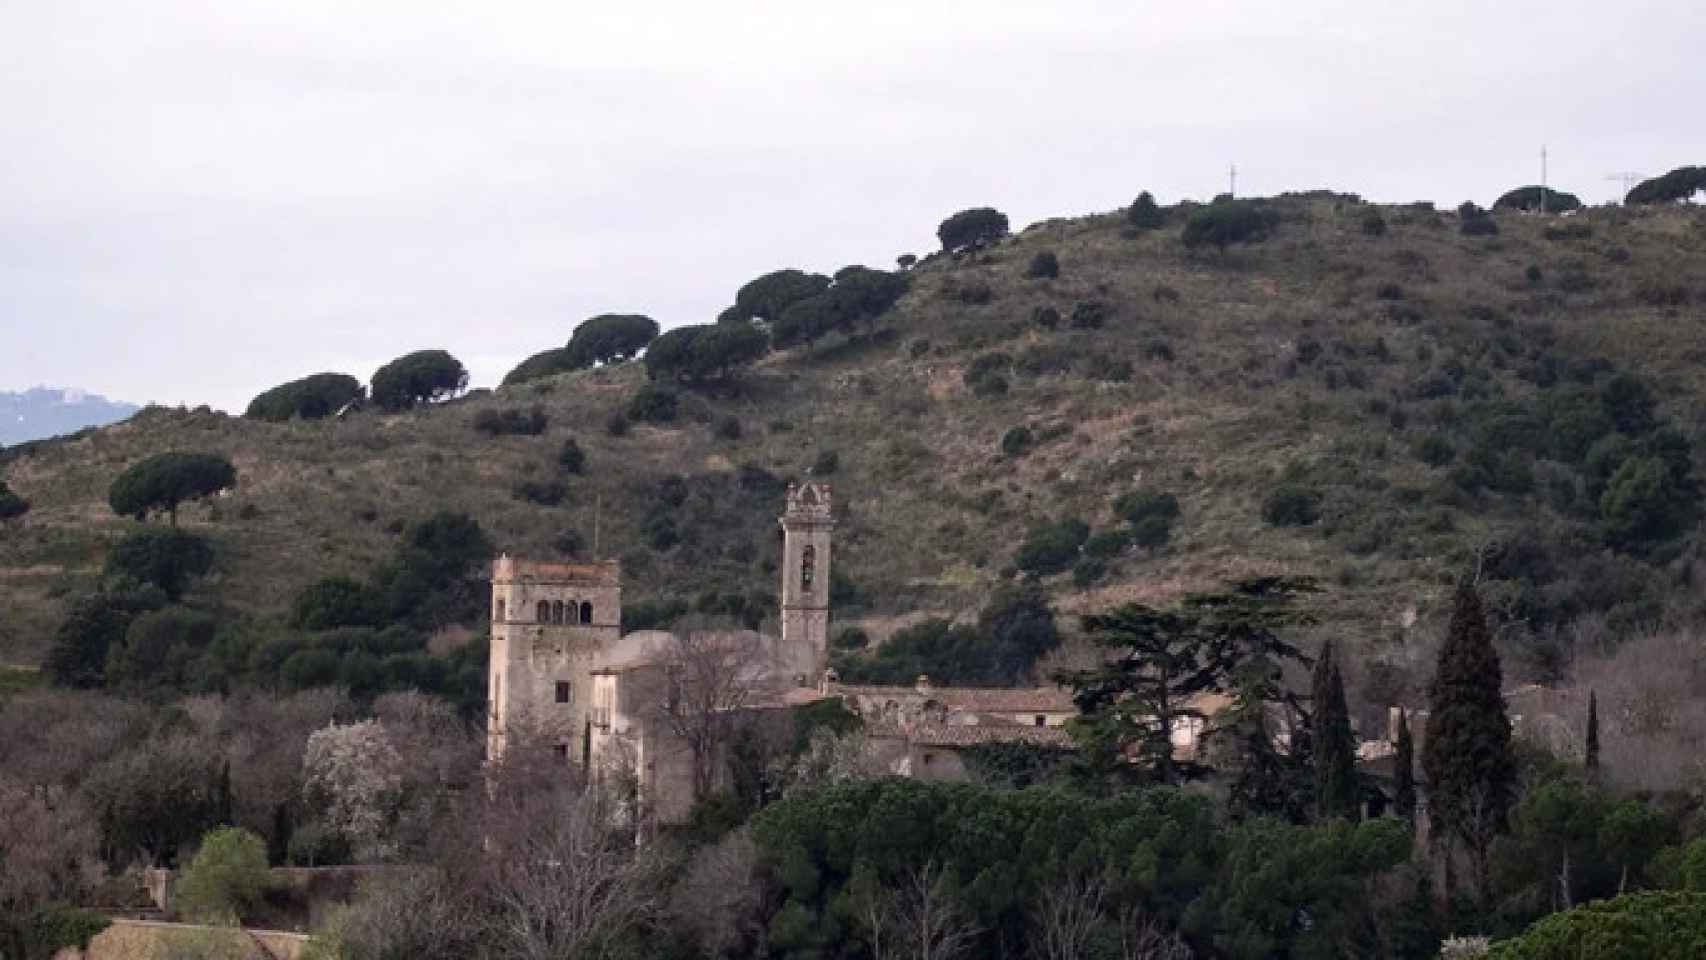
[2,1,1700,412]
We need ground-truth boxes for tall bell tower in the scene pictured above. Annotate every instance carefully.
[779,482,834,684]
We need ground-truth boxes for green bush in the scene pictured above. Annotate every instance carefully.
[291,576,385,630]
[1127,190,1166,229]
[1182,200,1276,252]
[471,406,547,436]
[1072,556,1106,587]
[809,449,839,475]
[1459,201,1500,236]
[0,480,28,520]
[245,372,364,421]
[1361,209,1388,237]
[19,908,109,960]
[627,383,679,423]
[1494,185,1584,213]
[370,349,468,411]
[1086,354,1133,382]
[557,437,585,473]
[1487,891,1706,960]
[1031,305,1060,329]
[1013,517,1090,577]
[937,207,1010,253]
[108,452,237,523]
[644,321,769,382]
[1262,485,1321,526]
[1069,301,1108,329]
[733,269,831,325]
[605,411,629,436]
[1025,251,1059,279]
[513,479,568,507]
[964,353,1012,397]
[1083,528,1131,559]
[952,281,994,305]
[501,347,580,386]
[831,627,869,651]
[1001,425,1033,456]
[1114,489,1180,526]
[104,527,213,601]
[1414,433,1457,466]
[177,827,271,923]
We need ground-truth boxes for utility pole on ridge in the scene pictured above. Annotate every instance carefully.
[1605,171,1644,205]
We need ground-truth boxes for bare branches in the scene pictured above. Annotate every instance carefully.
[892,862,980,960]
[1029,875,1107,960]
[650,629,769,802]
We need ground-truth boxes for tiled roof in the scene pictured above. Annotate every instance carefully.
[831,683,1077,713]
[864,720,1075,748]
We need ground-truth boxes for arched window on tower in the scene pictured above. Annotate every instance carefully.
[553,600,565,624]
[580,601,593,624]
[536,600,550,623]
[495,598,505,622]
[801,545,816,590]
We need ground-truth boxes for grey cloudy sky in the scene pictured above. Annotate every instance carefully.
[3,0,1700,413]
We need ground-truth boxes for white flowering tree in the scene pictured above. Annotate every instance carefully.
[302,719,404,862]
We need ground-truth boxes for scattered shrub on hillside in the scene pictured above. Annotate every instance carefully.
[1085,354,1133,382]
[1001,425,1033,456]
[1069,301,1108,329]
[0,480,29,520]
[177,826,272,923]
[1526,264,1545,286]
[1016,344,1078,376]
[1127,191,1166,229]
[291,576,386,631]
[716,415,743,441]
[370,349,468,411]
[513,479,568,507]
[1262,485,1321,526]
[1361,209,1388,237]
[807,449,839,476]
[1025,251,1059,279]
[245,372,364,421]
[964,352,1013,398]
[831,627,869,651]
[896,253,917,270]
[1114,489,1180,549]
[1458,202,1500,236]
[1012,517,1089,577]
[557,437,585,473]
[605,411,629,436]
[1144,339,1175,363]
[1071,557,1106,587]
[1376,282,1405,301]
[1414,433,1457,466]
[1182,199,1277,253]
[472,406,547,436]
[1082,528,1131,559]
[109,452,237,524]
[1031,305,1060,329]
[937,207,1010,253]
[1295,335,1323,365]
[105,527,213,601]
[951,281,994,305]
[1494,185,1584,213]
[1152,284,1181,304]
[627,383,679,424]
[567,313,659,366]
[1636,281,1691,307]
[553,528,583,557]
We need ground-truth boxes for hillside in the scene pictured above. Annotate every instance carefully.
[4,195,1705,706]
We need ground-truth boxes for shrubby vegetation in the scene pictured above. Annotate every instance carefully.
[1494,186,1583,213]
[833,586,1059,686]
[1182,200,1277,252]
[245,372,364,421]
[0,479,29,520]
[1127,190,1165,229]
[471,406,547,436]
[645,321,769,383]
[936,206,1009,253]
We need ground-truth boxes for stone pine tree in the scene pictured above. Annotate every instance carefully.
[1585,690,1600,779]
[1314,655,1360,822]
[1422,581,1516,911]
[1394,708,1417,824]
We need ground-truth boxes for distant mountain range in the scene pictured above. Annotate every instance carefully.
[0,387,139,446]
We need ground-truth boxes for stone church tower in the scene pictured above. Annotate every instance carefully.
[487,556,621,762]
[778,482,834,685]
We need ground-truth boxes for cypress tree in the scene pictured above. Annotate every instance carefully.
[1314,660,1359,821]
[1422,582,1516,911]
[1394,708,1416,823]
[1585,689,1600,777]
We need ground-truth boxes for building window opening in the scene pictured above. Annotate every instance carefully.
[551,600,564,624]
[552,744,568,760]
[536,600,549,623]
[495,598,505,622]
[556,681,571,704]
[580,601,593,624]
[1034,714,1047,727]
[801,545,816,589]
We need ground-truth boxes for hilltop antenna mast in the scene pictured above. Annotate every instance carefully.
[1540,145,1549,213]
[1605,171,1644,204]
[1229,162,1237,198]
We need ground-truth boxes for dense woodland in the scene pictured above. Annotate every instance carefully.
[6,171,1706,958]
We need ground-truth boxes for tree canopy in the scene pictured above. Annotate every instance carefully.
[566,313,659,366]
[501,347,579,387]
[936,207,1010,253]
[1494,185,1585,213]
[0,480,28,521]
[1127,190,1166,228]
[107,452,237,524]
[1626,165,1706,205]
[103,527,213,601]
[644,321,769,383]
[369,350,468,411]
[770,267,909,349]
[244,372,364,421]
[733,270,831,325]
[1181,201,1276,253]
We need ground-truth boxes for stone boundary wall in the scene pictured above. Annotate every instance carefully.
[51,918,310,960]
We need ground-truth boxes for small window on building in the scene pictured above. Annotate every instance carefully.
[495,598,505,622]
[553,600,565,624]
[922,751,934,766]
[536,600,549,623]
[580,601,593,624]
[556,681,571,704]
[1035,714,1047,727]
[801,545,816,589]
[552,744,568,759]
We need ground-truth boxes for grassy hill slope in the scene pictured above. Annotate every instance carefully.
[5,196,1705,704]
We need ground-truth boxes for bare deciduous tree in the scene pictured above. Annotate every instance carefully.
[1029,875,1107,960]
[892,862,980,960]
[650,629,768,802]
[1113,905,1194,960]
[668,827,764,959]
